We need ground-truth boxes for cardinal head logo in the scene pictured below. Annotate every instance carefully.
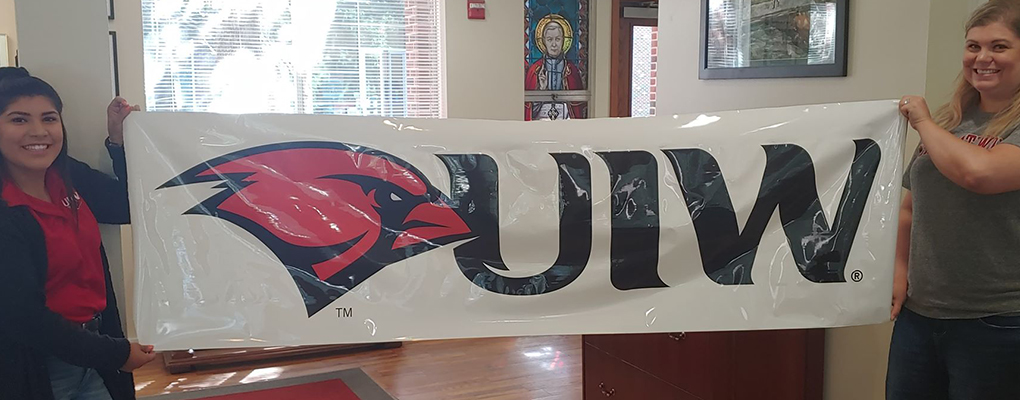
[159,142,474,316]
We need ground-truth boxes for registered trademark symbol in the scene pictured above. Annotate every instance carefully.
[850,270,863,282]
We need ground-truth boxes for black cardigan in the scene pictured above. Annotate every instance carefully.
[0,142,136,400]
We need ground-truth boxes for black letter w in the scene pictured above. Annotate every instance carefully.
[664,140,880,284]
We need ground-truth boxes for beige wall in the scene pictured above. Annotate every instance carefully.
[925,1,969,108]
[1,0,16,64]
[926,0,988,107]
[917,0,985,174]
[655,1,932,399]
[443,0,522,120]
[657,1,931,115]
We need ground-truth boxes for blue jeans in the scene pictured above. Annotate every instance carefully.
[886,307,1020,400]
[47,356,113,400]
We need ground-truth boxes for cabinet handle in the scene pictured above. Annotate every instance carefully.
[668,332,687,341]
[599,382,616,397]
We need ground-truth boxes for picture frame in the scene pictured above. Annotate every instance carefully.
[109,31,120,97]
[699,0,849,80]
[524,0,592,120]
[108,0,115,20]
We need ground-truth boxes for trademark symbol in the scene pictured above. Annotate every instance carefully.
[336,307,353,318]
[850,270,863,282]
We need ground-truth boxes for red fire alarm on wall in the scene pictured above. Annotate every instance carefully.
[468,0,486,20]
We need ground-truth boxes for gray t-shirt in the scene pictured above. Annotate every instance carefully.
[903,110,1020,319]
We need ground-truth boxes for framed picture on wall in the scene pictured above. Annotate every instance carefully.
[108,0,115,20]
[109,31,120,97]
[524,0,591,120]
[699,0,849,79]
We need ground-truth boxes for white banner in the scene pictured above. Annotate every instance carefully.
[126,100,906,350]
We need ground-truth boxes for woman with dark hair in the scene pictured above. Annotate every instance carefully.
[891,0,1020,398]
[0,69,156,400]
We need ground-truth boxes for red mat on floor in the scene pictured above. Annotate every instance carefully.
[199,377,360,400]
[141,368,393,400]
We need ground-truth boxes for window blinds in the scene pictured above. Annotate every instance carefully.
[141,0,443,118]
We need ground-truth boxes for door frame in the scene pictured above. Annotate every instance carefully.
[609,0,658,117]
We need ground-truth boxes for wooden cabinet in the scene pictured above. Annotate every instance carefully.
[582,330,824,400]
[584,343,700,400]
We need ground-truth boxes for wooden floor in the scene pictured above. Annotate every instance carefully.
[134,335,582,400]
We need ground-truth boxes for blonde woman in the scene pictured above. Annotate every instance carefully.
[891,1,1020,398]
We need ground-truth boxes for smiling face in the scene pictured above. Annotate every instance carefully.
[0,96,64,176]
[964,21,1020,100]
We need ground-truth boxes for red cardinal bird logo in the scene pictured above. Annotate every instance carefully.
[159,142,473,317]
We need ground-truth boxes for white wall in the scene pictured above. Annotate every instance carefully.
[655,1,932,399]
[1,0,17,64]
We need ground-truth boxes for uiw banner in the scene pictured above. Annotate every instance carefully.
[126,100,905,350]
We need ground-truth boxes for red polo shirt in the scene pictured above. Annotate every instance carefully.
[2,170,106,324]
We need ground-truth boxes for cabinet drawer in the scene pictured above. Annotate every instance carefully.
[584,332,730,399]
[730,329,825,400]
[584,344,699,400]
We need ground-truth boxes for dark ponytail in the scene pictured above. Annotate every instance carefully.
[0,67,30,85]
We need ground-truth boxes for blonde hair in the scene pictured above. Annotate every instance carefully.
[934,0,1020,138]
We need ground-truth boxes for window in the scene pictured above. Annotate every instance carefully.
[631,26,657,117]
[141,0,443,118]
[524,0,590,121]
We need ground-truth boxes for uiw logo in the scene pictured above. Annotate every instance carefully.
[159,140,880,317]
